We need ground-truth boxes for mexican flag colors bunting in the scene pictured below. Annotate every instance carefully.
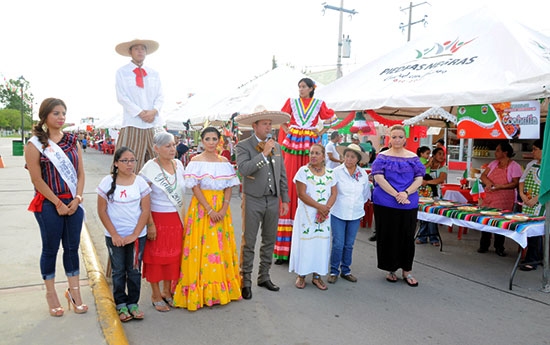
[470,179,485,202]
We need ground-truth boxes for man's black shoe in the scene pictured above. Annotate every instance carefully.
[274,259,285,265]
[368,234,376,242]
[258,280,280,291]
[242,287,252,300]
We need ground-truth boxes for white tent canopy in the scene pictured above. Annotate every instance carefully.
[63,124,82,132]
[95,113,122,129]
[317,8,550,123]
[165,66,323,129]
[164,92,228,130]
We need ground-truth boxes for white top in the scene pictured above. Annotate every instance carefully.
[520,160,539,182]
[97,175,151,238]
[184,160,240,190]
[289,165,335,276]
[331,164,371,220]
[325,141,341,169]
[115,62,165,129]
[141,159,185,213]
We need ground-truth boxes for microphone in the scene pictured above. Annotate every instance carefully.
[266,133,275,155]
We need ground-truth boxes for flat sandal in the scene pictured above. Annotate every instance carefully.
[295,276,306,289]
[312,274,327,290]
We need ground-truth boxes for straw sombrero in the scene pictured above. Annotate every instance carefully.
[234,105,290,126]
[336,144,369,164]
[115,39,159,57]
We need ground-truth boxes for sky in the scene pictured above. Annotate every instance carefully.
[1,0,549,124]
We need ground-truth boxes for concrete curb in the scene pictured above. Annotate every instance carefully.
[80,223,129,345]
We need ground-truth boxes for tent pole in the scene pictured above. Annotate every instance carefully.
[466,138,473,180]
[542,201,550,293]
[459,138,464,162]
[444,128,448,162]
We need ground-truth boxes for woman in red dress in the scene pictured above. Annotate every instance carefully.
[274,78,338,263]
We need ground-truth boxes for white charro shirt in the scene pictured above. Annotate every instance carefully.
[325,141,341,169]
[115,62,165,129]
[330,164,371,220]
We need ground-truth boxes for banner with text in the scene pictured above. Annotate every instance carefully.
[457,101,540,139]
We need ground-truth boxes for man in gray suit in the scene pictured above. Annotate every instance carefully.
[235,108,290,300]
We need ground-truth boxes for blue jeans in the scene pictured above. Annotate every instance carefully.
[105,236,146,309]
[330,215,360,276]
[34,199,84,280]
[417,221,440,244]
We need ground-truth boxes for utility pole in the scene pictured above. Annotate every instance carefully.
[18,76,25,143]
[399,2,430,42]
[322,1,357,78]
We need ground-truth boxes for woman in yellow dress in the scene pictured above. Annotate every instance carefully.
[172,127,242,310]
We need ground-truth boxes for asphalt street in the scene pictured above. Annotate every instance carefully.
[2,138,549,345]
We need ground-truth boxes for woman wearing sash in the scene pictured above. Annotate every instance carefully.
[274,78,338,264]
[172,127,242,311]
[25,98,87,317]
[140,132,184,312]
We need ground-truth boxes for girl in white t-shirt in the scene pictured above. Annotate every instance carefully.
[97,147,151,322]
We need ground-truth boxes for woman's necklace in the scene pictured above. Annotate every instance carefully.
[157,158,177,190]
[309,164,323,174]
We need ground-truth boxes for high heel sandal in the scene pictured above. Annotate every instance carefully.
[46,292,64,317]
[65,287,88,314]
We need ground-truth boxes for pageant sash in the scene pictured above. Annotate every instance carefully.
[29,136,83,211]
[141,159,185,212]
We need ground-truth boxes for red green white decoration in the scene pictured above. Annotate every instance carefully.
[470,179,485,201]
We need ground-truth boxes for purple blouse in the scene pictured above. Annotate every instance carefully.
[371,154,425,209]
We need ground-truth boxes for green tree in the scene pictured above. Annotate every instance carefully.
[0,108,32,130]
[0,77,34,115]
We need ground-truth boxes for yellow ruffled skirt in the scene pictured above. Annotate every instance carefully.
[172,189,242,310]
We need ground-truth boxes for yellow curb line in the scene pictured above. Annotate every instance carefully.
[80,223,129,345]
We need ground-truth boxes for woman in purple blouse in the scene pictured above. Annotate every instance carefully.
[371,125,425,287]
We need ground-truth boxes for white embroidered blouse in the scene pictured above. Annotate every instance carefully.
[184,161,240,190]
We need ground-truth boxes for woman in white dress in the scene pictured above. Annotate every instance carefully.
[290,143,337,290]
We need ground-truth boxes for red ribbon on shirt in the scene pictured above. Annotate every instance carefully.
[133,67,147,88]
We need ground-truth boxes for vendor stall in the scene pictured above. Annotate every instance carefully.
[317,8,550,290]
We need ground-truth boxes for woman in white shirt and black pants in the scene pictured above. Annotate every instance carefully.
[328,144,371,284]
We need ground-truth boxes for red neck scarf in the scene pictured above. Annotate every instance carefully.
[133,67,147,88]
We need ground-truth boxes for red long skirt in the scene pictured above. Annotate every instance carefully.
[143,212,183,283]
[274,127,321,260]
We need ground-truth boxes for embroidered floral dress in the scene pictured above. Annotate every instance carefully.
[172,160,242,311]
[288,166,335,276]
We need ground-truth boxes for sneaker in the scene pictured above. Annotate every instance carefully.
[340,273,358,283]
[327,275,338,284]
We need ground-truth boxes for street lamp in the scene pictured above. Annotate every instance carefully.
[18,76,26,143]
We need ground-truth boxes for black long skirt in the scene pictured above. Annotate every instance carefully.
[374,204,418,272]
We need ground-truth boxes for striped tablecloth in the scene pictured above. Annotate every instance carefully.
[418,201,545,248]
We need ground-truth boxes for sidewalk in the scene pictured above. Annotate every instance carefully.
[0,138,105,345]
